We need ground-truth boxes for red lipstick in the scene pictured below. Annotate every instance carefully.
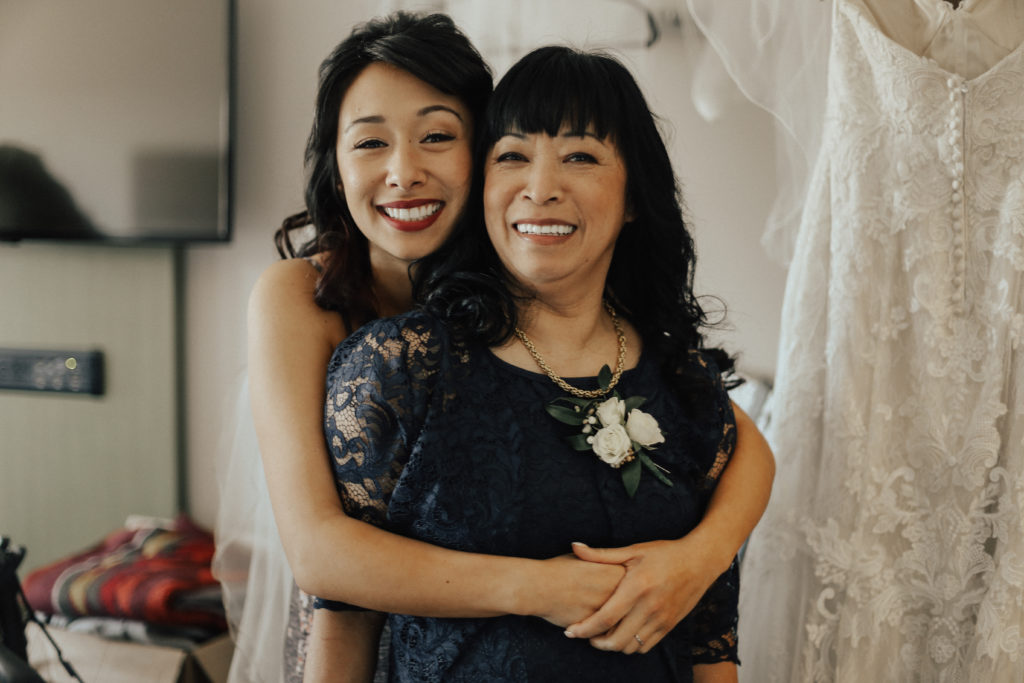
[377,199,444,232]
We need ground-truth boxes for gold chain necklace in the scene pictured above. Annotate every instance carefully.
[514,301,627,399]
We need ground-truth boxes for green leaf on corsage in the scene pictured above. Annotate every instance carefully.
[624,395,647,412]
[640,452,674,487]
[545,402,585,426]
[621,457,642,498]
[566,433,594,451]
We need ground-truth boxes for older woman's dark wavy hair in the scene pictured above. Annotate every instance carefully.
[274,11,491,327]
[418,45,735,396]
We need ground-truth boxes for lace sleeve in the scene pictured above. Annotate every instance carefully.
[314,315,443,612]
[687,558,740,664]
[678,352,740,661]
[690,351,738,491]
[325,315,442,524]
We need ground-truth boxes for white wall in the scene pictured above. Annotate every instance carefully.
[183,1,786,528]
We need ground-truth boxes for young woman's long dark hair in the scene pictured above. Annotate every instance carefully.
[274,11,491,329]
[417,46,735,405]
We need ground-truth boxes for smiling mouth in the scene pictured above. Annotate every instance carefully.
[514,223,576,236]
[380,202,442,222]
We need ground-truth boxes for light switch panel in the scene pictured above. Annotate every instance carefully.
[0,348,104,395]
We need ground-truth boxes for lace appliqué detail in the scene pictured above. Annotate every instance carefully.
[738,1,1024,681]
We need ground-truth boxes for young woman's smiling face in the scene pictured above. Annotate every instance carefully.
[336,62,473,269]
[483,126,630,296]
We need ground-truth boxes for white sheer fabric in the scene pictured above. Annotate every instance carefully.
[693,0,1024,680]
[212,375,294,683]
[686,0,832,265]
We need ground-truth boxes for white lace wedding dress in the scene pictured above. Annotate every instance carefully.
[729,1,1024,681]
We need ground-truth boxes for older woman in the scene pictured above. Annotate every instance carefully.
[311,45,764,682]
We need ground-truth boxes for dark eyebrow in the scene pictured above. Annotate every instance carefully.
[344,115,384,133]
[344,105,464,133]
[418,104,463,121]
[495,130,602,142]
[561,129,602,141]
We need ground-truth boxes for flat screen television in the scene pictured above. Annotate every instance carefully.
[0,0,234,243]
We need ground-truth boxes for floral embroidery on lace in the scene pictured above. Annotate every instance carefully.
[738,1,1024,681]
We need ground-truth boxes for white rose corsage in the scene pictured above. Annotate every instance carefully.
[545,365,672,498]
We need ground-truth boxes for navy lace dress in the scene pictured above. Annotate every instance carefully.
[317,311,739,682]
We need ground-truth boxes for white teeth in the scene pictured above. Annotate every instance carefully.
[382,202,441,222]
[515,223,576,236]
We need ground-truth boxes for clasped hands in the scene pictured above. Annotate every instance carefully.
[537,535,724,655]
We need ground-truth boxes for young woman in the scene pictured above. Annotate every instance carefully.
[307,46,772,682]
[222,11,772,683]
[217,13,491,682]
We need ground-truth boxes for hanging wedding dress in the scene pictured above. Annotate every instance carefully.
[689,0,1024,681]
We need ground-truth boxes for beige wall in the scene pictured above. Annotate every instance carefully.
[0,0,225,237]
[0,244,177,570]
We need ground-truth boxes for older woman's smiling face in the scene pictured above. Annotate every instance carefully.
[483,126,630,296]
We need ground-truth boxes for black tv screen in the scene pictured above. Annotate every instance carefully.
[0,0,234,243]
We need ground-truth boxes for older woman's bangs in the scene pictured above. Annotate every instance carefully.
[484,46,630,144]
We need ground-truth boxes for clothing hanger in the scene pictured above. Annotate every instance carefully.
[461,0,680,54]
[607,0,664,48]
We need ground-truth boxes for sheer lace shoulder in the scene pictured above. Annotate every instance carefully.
[324,313,447,526]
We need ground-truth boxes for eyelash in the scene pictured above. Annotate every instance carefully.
[423,132,456,143]
[495,151,526,163]
[566,152,597,163]
[353,132,456,150]
[493,151,597,164]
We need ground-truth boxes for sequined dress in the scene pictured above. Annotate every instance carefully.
[317,311,740,683]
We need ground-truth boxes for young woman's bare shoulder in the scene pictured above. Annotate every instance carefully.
[249,257,346,346]
[253,257,319,295]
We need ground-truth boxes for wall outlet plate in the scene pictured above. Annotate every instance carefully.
[0,348,104,395]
